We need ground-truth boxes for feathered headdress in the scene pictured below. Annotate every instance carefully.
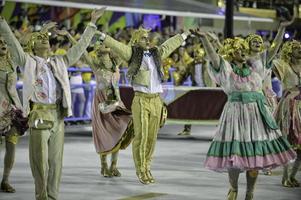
[280,40,301,63]
[218,37,249,61]
[245,34,264,53]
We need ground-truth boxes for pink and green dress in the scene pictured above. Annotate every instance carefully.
[204,57,296,171]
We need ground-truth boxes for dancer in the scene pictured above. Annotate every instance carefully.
[273,40,301,187]
[194,29,296,200]
[97,27,191,184]
[244,19,293,175]
[89,44,133,177]
[63,30,134,177]
[0,36,28,193]
[0,8,104,200]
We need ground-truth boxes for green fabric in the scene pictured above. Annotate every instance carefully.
[207,136,292,157]
[231,63,251,77]
[229,91,278,129]
[5,126,19,145]
[0,2,16,20]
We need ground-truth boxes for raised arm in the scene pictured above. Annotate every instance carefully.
[100,34,132,62]
[193,29,220,70]
[64,8,105,66]
[57,29,94,67]
[206,32,222,50]
[158,32,188,59]
[0,16,26,67]
[267,7,296,63]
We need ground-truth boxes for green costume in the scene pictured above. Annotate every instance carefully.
[0,48,22,193]
[102,31,186,184]
[0,17,97,200]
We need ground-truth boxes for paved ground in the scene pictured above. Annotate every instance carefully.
[0,125,300,200]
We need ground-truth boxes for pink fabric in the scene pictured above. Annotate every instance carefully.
[92,89,131,153]
[204,150,296,172]
[231,72,251,83]
[275,90,301,146]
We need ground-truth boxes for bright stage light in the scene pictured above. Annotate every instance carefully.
[284,33,290,39]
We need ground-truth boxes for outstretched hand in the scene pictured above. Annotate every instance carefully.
[91,7,106,24]
[280,5,297,27]
[206,31,219,41]
[41,21,57,34]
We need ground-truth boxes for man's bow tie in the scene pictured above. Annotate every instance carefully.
[143,52,152,57]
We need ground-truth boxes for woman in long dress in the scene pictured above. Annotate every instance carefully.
[193,29,296,200]
[63,29,134,177]
[87,44,133,177]
[62,30,134,177]
[273,40,301,187]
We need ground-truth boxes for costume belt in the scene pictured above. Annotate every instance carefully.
[135,91,160,98]
[31,102,58,110]
[228,91,278,130]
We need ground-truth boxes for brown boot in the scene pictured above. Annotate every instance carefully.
[289,177,300,187]
[110,152,121,177]
[110,165,121,177]
[245,192,253,200]
[282,178,294,187]
[1,181,16,193]
[101,163,111,178]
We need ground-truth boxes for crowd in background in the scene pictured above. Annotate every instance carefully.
[7,16,285,123]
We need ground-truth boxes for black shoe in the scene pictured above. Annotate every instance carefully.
[1,181,16,193]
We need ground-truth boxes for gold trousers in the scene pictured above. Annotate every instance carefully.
[131,92,163,173]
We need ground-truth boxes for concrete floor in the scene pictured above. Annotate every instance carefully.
[0,125,300,200]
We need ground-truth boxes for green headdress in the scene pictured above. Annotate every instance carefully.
[129,27,150,46]
[245,34,264,52]
[27,31,49,52]
[218,37,249,61]
[280,40,301,63]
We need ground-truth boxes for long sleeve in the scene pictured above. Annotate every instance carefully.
[0,18,27,67]
[64,23,97,66]
[103,35,132,62]
[159,34,184,60]
[200,35,220,71]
